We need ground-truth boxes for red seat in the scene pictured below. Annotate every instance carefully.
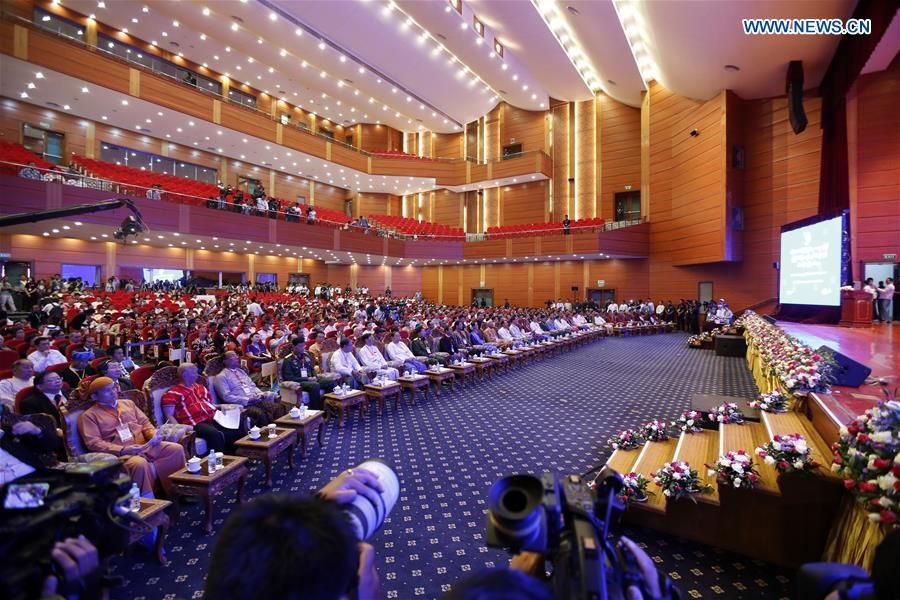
[0,349,19,370]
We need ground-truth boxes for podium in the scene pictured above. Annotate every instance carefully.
[839,290,872,328]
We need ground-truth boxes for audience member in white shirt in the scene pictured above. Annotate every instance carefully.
[877,277,894,323]
[384,332,427,374]
[330,338,369,388]
[26,337,67,374]
[246,302,263,317]
[356,334,399,380]
[0,360,34,410]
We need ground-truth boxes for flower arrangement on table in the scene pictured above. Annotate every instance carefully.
[673,410,705,433]
[619,472,653,506]
[687,335,703,348]
[653,461,713,500]
[639,419,670,442]
[740,311,834,394]
[831,399,899,524]
[749,391,790,413]
[756,433,819,474]
[607,428,645,451]
[707,402,745,425]
[707,450,760,489]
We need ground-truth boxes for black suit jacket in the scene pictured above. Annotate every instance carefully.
[438,335,458,354]
[18,389,67,429]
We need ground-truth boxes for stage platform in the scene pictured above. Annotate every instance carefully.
[778,321,898,421]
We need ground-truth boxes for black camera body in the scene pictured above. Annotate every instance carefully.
[0,461,135,600]
[486,467,671,600]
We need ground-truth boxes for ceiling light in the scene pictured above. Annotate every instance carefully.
[202,6,210,16]
[318,41,326,50]
[269,12,277,21]
[231,22,239,31]
[63,104,70,110]
[280,48,287,57]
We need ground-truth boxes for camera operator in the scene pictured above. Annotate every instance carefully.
[205,468,384,600]
[39,536,102,600]
[796,528,899,600]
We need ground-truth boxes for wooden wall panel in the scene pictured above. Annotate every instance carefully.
[574,99,596,219]
[433,132,463,159]
[532,263,556,306]
[421,266,439,302]
[357,193,394,218]
[356,266,387,295]
[853,59,900,266]
[599,95,641,222]
[432,189,464,228]
[500,180,547,226]
[551,104,570,220]
[273,173,311,204]
[648,88,821,311]
[326,265,351,287]
[502,104,545,153]
[390,265,422,297]
[314,182,348,213]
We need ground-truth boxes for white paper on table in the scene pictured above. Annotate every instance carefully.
[213,408,241,429]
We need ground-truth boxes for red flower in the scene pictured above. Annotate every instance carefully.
[858,434,870,444]
[859,482,878,493]
[879,510,897,524]
[844,479,856,490]
[833,455,843,465]
[748,474,759,482]
[872,458,890,470]
[779,460,789,470]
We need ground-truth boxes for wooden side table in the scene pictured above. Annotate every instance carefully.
[425,367,456,396]
[169,456,248,534]
[275,410,326,457]
[487,353,508,374]
[364,381,402,414]
[131,498,172,565]
[467,357,492,382]
[234,428,298,488]
[448,363,476,388]
[324,389,368,428]
[398,374,429,404]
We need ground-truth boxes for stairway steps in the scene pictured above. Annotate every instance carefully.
[606,447,640,475]
[761,410,839,479]
[719,422,781,495]
[672,430,720,505]
[630,438,679,514]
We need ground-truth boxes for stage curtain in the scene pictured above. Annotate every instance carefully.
[823,496,888,569]
[817,0,897,217]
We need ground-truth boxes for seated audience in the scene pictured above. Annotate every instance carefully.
[356,333,399,380]
[80,377,186,497]
[0,404,61,484]
[19,161,42,180]
[161,363,246,454]
[18,370,68,429]
[330,337,369,388]
[281,337,333,410]
[96,359,135,392]
[384,331,427,374]
[27,336,67,373]
[0,359,34,410]
[213,351,281,425]
[60,350,96,390]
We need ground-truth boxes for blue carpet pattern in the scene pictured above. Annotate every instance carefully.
[110,333,793,599]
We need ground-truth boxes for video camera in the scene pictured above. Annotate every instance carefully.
[486,466,679,600]
[0,461,140,600]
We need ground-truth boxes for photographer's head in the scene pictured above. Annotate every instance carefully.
[205,494,360,600]
[443,569,552,600]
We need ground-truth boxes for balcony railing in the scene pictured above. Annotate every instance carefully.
[2,161,645,245]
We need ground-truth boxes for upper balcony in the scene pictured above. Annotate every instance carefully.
[0,166,648,263]
[0,17,552,189]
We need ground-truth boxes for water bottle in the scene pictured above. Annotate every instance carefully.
[129,482,141,512]
[299,403,307,418]
[208,451,217,473]
[216,452,225,471]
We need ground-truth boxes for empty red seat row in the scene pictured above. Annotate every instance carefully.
[0,141,57,174]
[486,218,606,238]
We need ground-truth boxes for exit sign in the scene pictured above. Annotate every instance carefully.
[596,279,606,288]
[884,253,897,260]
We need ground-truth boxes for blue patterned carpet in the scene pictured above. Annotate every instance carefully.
[111,333,793,599]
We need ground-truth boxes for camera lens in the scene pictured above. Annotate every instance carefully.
[487,474,544,548]
[343,458,399,541]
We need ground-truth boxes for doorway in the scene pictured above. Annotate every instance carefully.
[698,281,714,304]
[614,191,641,222]
[22,124,64,165]
[587,288,615,308]
[1,261,32,282]
[471,288,493,307]
[288,273,310,288]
